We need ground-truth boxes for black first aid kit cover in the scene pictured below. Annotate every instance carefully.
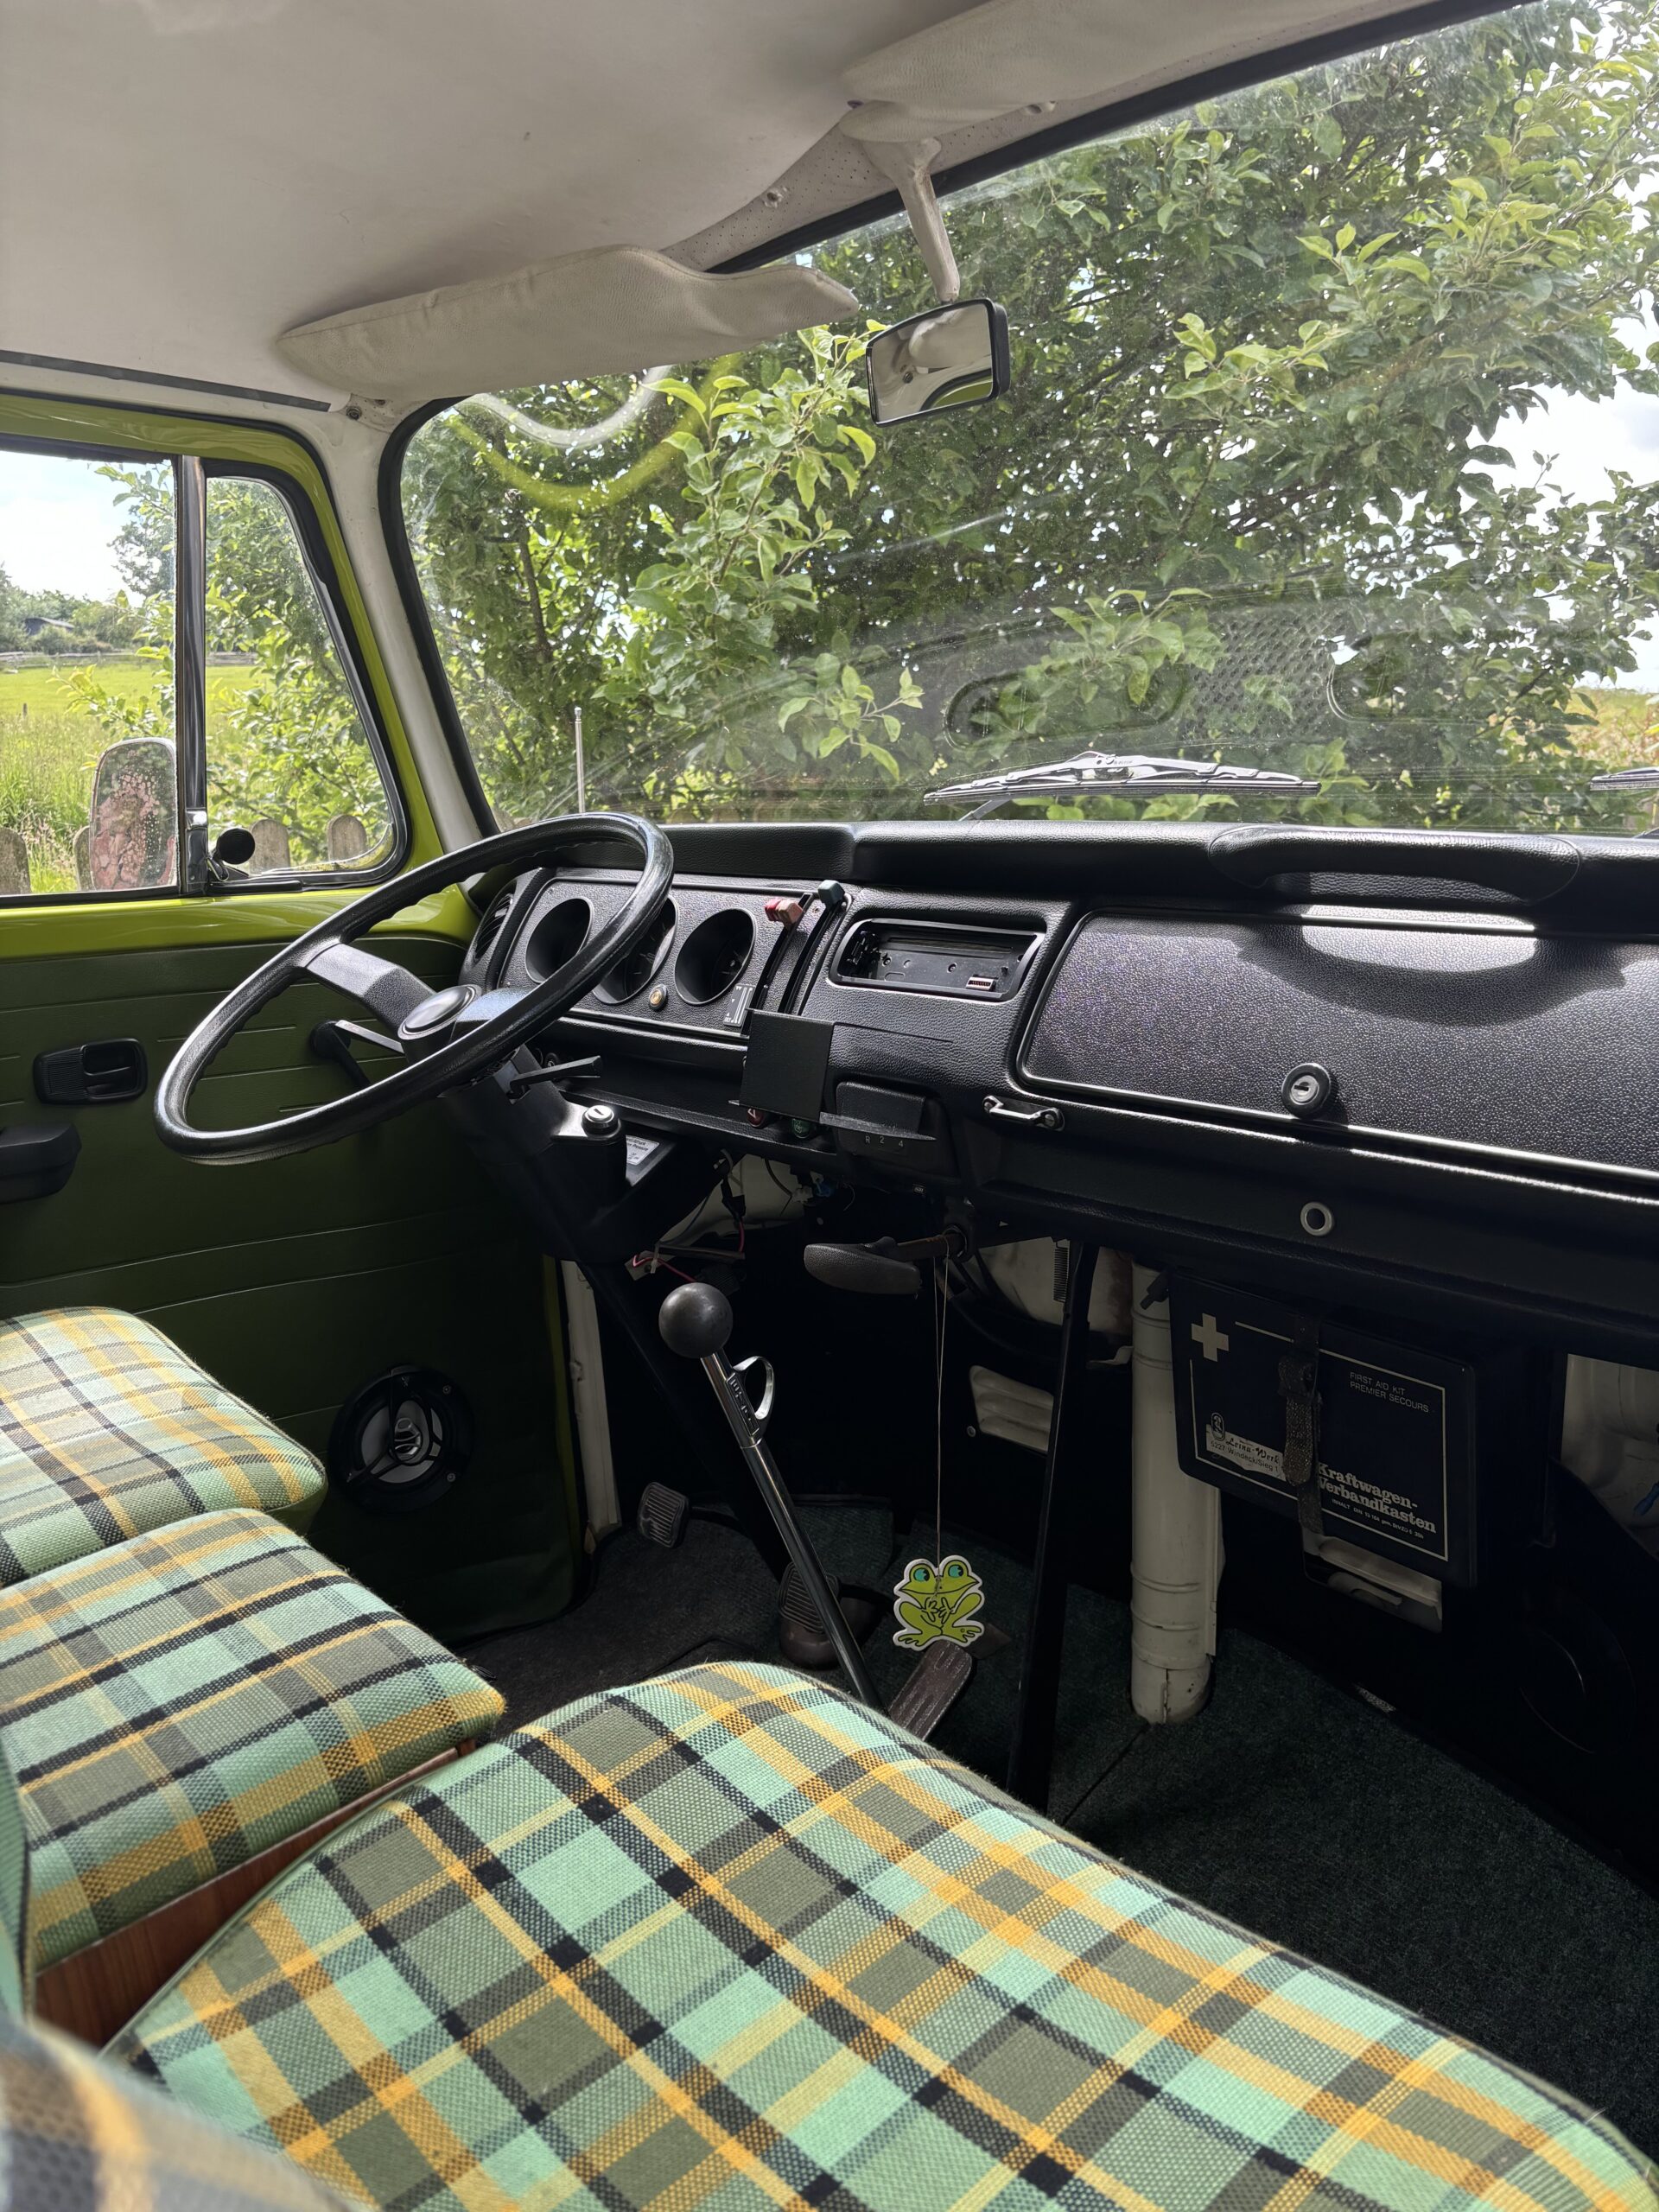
[1168,1279,1478,1584]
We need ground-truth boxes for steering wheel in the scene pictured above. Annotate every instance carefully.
[156,814,673,1165]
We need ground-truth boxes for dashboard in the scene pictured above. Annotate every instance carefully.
[458,820,1659,1362]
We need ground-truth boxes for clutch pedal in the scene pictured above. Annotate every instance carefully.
[636,1481,689,1548]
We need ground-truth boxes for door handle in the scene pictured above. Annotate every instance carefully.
[34,1039,149,1105]
[0,1124,80,1202]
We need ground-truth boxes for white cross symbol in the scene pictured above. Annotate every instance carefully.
[1192,1313,1230,1362]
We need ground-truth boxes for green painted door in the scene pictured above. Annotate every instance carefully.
[0,398,579,1640]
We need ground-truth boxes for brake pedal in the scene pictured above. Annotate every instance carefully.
[778,1566,882,1670]
[888,1640,975,1741]
[637,1481,689,1549]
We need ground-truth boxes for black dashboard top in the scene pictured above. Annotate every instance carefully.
[461,820,1659,1360]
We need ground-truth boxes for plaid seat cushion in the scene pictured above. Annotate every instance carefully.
[0,1510,504,1972]
[0,1308,325,1586]
[0,2009,345,2211]
[114,1660,1656,2212]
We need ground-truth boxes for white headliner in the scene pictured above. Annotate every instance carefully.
[3,0,1443,407]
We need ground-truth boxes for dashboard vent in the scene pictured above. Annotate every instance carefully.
[472,886,518,962]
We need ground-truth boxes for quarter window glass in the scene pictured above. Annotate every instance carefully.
[205,476,391,874]
[403,0,1659,836]
[0,451,177,895]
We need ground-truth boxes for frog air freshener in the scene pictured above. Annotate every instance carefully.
[892,1556,984,1649]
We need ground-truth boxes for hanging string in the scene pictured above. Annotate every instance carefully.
[934,1258,950,1567]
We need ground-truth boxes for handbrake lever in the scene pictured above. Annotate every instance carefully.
[803,1227,963,1297]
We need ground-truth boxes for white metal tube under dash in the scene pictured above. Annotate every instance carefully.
[1130,1264,1222,1723]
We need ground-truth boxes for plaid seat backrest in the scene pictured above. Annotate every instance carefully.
[0,1733,26,2020]
[0,2010,344,2210]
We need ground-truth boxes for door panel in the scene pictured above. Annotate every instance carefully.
[0,905,579,1642]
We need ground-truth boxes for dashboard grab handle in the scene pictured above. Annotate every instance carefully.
[1208,826,1580,906]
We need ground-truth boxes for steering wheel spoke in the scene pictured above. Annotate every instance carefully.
[302,939,435,1030]
[155,813,673,1163]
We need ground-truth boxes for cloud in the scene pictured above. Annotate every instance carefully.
[99,0,289,31]
[0,499,122,598]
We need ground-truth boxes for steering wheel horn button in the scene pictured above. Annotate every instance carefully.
[1281,1062,1337,1118]
[398,983,480,1043]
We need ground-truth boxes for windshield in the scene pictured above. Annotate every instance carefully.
[401,0,1659,834]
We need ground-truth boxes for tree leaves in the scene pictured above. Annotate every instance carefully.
[400,0,1659,830]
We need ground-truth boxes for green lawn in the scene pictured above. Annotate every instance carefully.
[0,656,254,713]
[0,658,255,893]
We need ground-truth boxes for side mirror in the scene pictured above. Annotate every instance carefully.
[865,298,1009,427]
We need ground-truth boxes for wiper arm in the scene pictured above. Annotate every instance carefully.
[1589,766,1659,791]
[925,749,1322,822]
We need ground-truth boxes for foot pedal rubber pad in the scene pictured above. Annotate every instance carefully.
[778,1566,882,1670]
[636,1481,689,1548]
[888,1640,975,1741]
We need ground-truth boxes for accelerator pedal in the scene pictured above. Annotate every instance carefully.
[888,1639,975,1741]
[636,1481,690,1549]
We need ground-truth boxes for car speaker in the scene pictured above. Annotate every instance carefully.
[327,1365,473,1516]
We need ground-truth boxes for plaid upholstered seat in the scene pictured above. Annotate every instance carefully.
[0,1740,346,2209]
[0,2012,343,2211]
[113,1660,1656,2212]
[0,1308,326,1586]
[0,1509,504,1973]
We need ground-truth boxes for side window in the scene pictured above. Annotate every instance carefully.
[0,449,178,896]
[205,476,392,876]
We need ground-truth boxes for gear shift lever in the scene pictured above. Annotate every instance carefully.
[658,1281,877,1704]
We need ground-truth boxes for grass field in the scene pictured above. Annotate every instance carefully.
[0,657,255,712]
[0,658,255,892]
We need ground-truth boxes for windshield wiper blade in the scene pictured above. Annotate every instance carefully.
[925,750,1323,821]
[1589,766,1659,791]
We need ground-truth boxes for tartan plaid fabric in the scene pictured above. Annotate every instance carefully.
[0,1724,26,2024]
[0,1509,504,1973]
[0,2009,346,2210]
[0,1306,326,1587]
[116,1659,1656,2212]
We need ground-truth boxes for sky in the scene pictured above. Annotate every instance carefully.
[3,372,1658,684]
[0,452,141,601]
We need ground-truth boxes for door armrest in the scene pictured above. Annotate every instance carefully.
[0,1124,81,1203]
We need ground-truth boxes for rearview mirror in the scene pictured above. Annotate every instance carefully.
[865,299,1010,427]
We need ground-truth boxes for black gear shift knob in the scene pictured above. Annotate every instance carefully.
[658,1280,734,1360]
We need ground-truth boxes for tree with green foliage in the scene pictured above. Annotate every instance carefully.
[404,0,1659,832]
[71,467,387,865]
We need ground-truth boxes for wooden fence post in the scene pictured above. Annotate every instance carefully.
[249,818,291,873]
[326,814,367,864]
[0,828,29,895]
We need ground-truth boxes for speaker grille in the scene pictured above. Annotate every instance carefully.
[327,1366,474,1516]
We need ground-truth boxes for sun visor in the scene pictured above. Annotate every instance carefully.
[842,0,1408,143]
[277,245,856,406]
